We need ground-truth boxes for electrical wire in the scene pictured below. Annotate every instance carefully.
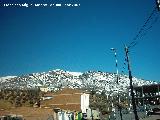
[128,6,159,49]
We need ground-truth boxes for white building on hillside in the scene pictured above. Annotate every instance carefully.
[40,87,49,92]
[81,93,90,113]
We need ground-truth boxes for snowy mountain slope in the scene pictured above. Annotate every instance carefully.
[0,69,157,94]
[0,76,17,82]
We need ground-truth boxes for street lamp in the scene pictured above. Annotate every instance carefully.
[110,48,119,84]
[110,48,123,120]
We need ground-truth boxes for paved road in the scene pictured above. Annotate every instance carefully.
[140,115,160,120]
[111,110,160,120]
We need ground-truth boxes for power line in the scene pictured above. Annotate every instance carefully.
[128,4,159,49]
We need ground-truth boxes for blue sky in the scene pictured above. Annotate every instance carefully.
[0,0,160,82]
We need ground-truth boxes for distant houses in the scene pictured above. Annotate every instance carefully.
[40,88,100,120]
[39,86,59,92]
[40,86,49,92]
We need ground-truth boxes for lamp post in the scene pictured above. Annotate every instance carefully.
[110,48,119,84]
[110,48,123,120]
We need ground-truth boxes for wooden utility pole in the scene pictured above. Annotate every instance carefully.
[124,46,139,120]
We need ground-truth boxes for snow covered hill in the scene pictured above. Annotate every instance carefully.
[0,76,17,83]
[0,69,157,94]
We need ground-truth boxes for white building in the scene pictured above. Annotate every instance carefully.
[81,93,90,113]
[40,87,49,92]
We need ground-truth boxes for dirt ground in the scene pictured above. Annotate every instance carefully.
[0,88,84,120]
[0,107,54,120]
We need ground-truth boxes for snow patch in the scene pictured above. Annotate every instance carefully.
[68,72,83,76]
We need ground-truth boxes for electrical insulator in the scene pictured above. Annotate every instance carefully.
[157,0,160,11]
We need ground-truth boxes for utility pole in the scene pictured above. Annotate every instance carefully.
[110,48,123,120]
[124,45,139,120]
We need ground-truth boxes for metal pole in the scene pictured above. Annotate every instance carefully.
[124,46,139,120]
[110,48,119,84]
[111,48,123,120]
